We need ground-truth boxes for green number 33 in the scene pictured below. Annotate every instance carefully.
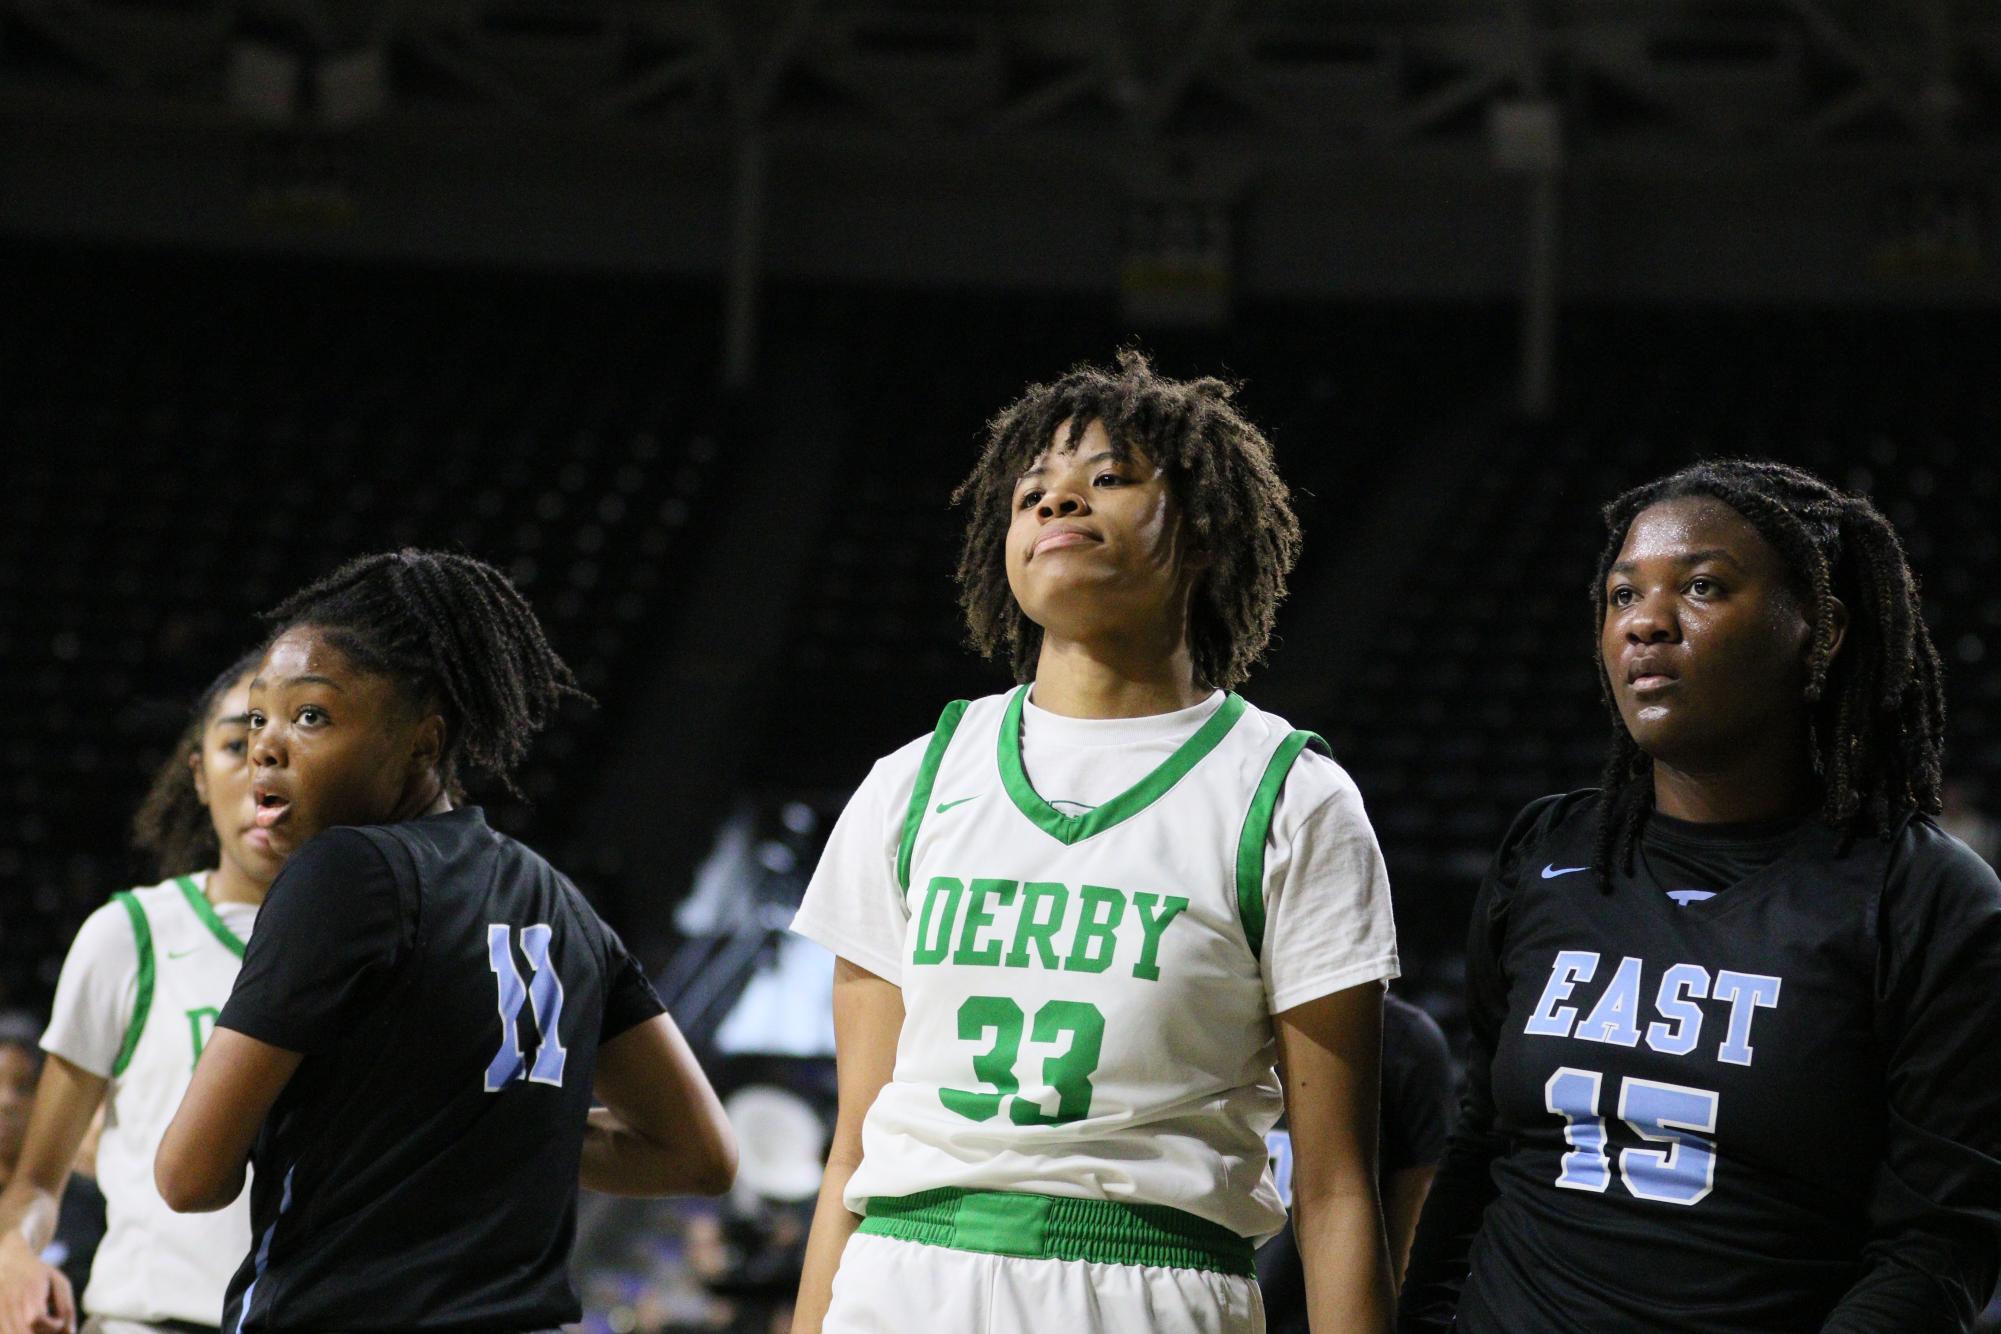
[940,995,1105,1126]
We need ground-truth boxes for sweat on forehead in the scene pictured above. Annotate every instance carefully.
[1620,495,1766,551]
[1614,492,1816,601]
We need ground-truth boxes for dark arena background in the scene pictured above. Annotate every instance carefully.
[5,2,2001,1330]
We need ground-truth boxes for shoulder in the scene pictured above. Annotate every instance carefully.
[864,729,943,795]
[65,887,168,967]
[1384,991,1450,1052]
[124,874,190,908]
[54,879,192,1001]
[1888,815,2001,887]
[1496,789,1601,876]
[104,873,206,930]
[856,694,1011,806]
[1264,749,1376,854]
[1882,815,2001,934]
[1460,791,1604,931]
[1231,697,1364,812]
[292,828,398,880]
[1383,993,1455,1089]
[507,835,609,931]
[267,826,403,908]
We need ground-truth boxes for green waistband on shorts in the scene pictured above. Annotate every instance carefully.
[859,1187,1255,1277]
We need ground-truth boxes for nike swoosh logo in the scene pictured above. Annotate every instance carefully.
[1541,864,1588,879]
[934,796,980,815]
[167,947,199,959]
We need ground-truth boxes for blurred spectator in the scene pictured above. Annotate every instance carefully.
[0,1015,33,1171]
[1257,992,1457,1331]
[0,1011,106,1300]
[1942,780,2001,870]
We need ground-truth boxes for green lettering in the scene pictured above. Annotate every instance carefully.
[952,879,1017,966]
[1005,882,1069,970]
[185,1006,221,1070]
[1129,893,1189,982]
[1009,1000,1105,1126]
[912,877,965,966]
[1063,885,1126,974]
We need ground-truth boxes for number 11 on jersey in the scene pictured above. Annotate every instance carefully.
[486,923,569,1092]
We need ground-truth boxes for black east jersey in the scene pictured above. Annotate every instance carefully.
[1400,791,2001,1333]
[216,807,665,1332]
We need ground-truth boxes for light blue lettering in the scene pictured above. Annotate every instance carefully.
[1524,950,1600,1038]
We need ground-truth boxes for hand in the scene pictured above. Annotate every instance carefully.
[0,1233,75,1334]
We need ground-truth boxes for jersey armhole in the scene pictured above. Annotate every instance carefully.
[110,891,156,1078]
[1234,731,1332,961]
[895,700,971,896]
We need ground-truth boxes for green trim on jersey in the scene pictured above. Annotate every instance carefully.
[174,874,247,959]
[110,891,156,1079]
[997,687,1249,847]
[898,700,971,894]
[861,1187,1255,1276]
[1234,730,1331,961]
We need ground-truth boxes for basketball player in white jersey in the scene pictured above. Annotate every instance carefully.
[0,654,275,1334]
[791,353,1400,1333]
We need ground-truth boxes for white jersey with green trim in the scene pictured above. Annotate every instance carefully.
[40,874,256,1325]
[794,686,1399,1243]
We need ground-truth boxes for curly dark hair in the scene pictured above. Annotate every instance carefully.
[1590,458,1946,877]
[132,649,263,880]
[262,549,590,798]
[951,349,1302,691]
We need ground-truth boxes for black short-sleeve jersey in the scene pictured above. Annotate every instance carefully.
[1381,993,1456,1176]
[216,806,666,1333]
[1400,791,2001,1333]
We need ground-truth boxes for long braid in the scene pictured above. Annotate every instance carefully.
[1590,460,1944,880]
[262,549,589,797]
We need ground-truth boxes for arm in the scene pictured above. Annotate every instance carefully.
[792,958,903,1334]
[0,1056,106,1334]
[154,1029,302,1212]
[1820,834,2001,1330]
[157,831,405,1214]
[1277,981,1394,1334]
[1382,1165,1437,1286]
[581,1012,736,1197]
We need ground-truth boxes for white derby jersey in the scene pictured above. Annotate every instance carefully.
[42,874,256,1326]
[797,687,1398,1243]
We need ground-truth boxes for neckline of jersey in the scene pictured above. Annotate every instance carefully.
[1020,687,1228,748]
[1645,808,1812,850]
[996,685,1248,846]
[1628,817,1845,919]
[174,873,248,959]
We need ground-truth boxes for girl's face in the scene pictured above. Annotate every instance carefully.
[1005,418,1203,648]
[246,627,443,856]
[1599,495,1833,772]
[191,671,287,887]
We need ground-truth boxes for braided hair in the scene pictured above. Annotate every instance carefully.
[261,550,589,798]
[132,649,263,880]
[953,349,1302,691]
[1591,459,1946,877]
